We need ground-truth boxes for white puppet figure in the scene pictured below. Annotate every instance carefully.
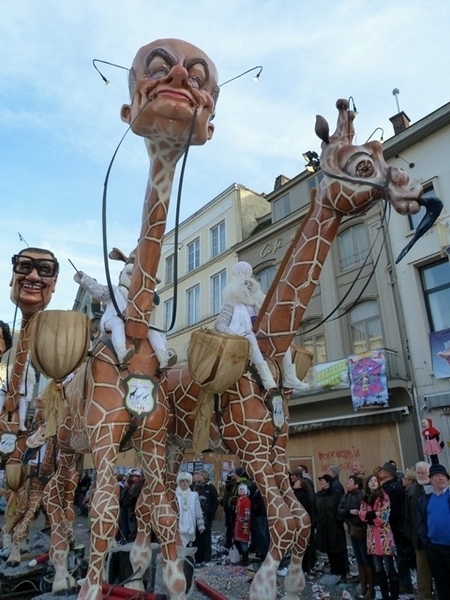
[74,263,176,368]
[215,261,308,392]
[0,360,36,430]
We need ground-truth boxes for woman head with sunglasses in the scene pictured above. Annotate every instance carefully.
[10,247,59,314]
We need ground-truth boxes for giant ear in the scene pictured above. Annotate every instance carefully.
[207,122,215,141]
[121,104,131,124]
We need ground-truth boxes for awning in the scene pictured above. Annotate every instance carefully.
[289,406,406,433]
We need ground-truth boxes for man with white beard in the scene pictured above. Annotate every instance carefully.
[404,461,433,600]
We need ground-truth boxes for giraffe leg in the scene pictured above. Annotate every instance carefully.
[138,437,187,600]
[78,443,120,600]
[7,479,45,566]
[272,448,308,599]
[44,451,78,593]
[127,485,152,592]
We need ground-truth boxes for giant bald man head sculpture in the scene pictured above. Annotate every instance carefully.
[120,38,219,146]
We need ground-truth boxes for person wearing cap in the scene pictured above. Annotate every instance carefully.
[404,461,433,600]
[315,474,347,581]
[214,261,309,393]
[175,472,205,548]
[326,464,345,498]
[378,461,414,595]
[418,463,450,600]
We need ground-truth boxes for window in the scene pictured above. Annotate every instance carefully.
[295,319,327,364]
[186,285,200,326]
[211,221,226,258]
[420,260,450,332]
[256,265,277,294]
[273,193,291,221]
[211,270,227,314]
[164,297,174,330]
[408,182,435,231]
[349,301,383,354]
[187,238,200,272]
[165,255,174,285]
[338,223,370,271]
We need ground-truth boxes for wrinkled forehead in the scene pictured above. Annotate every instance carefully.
[132,38,218,87]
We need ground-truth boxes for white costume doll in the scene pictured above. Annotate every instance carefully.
[74,263,176,368]
[215,261,308,392]
[0,360,36,431]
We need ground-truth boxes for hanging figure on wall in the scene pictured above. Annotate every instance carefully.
[422,418,444,465]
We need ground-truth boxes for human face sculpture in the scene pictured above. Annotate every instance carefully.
[10,249,59,314]
[121,38,218,146]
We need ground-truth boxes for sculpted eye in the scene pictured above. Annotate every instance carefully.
[345,153,375,178]
[149,64,170,79]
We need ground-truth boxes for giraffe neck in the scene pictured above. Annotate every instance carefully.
[126,155,177,340]
[5,316,32,413]
[255,196,342,359]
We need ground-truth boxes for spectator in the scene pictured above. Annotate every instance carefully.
[379,461,414,595]
[404,461,433,600]
[359,474,398,600]
[326,465,345,498]
[118,475,134,543]
[192,470,219,566]
[291,466,315,494]
[351,461,368,481]
[233,483,252,565]
[298,464,315,491]
[315,474,347,581]
[249,485,269,560]
[175,472,204,548]
[418,463,450,600]
[124,472,144,542]
[221,467,249,549]
[77,471,92,517]
[292,472,317,572]
[338,475,374,599]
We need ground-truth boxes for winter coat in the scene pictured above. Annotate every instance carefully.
[315,487,347,553]
[193,481,219,524]
[359,492,396,556]
[337,489,365,529]
[234,495,251,543]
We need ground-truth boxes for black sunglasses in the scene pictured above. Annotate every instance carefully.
[12,254,59,278]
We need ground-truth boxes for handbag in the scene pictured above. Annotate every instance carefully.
[228,543,240,564]
[350,524,366,541]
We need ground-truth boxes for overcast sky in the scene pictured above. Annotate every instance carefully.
[1,0,450,327]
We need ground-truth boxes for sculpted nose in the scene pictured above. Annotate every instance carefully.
[167,64,189,86]
[391,167,409,186]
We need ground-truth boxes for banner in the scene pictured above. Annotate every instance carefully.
[348,350,388,411]
[308,359,349,391]
[430,328,450,379]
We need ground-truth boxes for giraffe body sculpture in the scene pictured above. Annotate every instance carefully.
[167,99,441,600]
[42,39,218,600]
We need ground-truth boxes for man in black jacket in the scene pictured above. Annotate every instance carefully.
[192,470,219,566]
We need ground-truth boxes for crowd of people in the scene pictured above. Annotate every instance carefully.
[73,458,450,600]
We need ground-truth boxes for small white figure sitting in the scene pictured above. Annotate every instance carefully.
[0,361,36,431]
[215,261,308,393]
[74,264,176,369]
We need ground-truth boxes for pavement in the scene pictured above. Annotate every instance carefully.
[0,511,419,599]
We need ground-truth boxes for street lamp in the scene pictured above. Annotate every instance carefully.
[219,66,263,88]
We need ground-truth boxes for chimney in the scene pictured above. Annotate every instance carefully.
[274,174,290,190]
[389,111,411,135]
